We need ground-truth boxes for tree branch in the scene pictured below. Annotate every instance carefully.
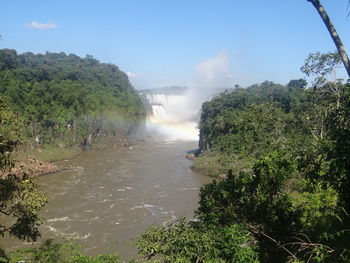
[308,0,350,78]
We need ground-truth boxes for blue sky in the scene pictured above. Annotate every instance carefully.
[1,0,349,89]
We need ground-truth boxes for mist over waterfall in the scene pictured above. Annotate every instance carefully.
[146,93,197,123]
[139,51,234,142]
[141,89,200,141]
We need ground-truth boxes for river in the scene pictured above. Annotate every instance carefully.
[2,125,211,259]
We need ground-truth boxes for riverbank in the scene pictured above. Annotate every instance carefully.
[14,133,136,177]
[11,157,63,177]
[188,151,254,179]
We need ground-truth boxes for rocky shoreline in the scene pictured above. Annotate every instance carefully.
[11,158,62,177]
[12,135,137,177]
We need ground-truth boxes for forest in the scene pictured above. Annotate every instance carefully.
[0,49,146,150]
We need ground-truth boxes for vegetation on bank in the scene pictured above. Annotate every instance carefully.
[4,239,125,263]
[192,79,308,177]
[0,49,146,152]
[0,97,48,245]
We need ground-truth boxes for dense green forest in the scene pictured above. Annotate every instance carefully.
[137,53,350,262]
[0,49,146,149]
[192,79,308,177]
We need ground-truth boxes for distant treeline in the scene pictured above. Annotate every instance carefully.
[0,49,146,148]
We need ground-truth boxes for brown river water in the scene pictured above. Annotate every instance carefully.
[2,126,211,259]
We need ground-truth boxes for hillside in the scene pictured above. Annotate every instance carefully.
[0,49,146,151]
[194,80,307,176]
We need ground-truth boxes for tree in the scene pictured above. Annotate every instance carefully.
[287,79,307,90]
[307,0,350,78]
[0,97,47,242]
[300,52,341,83]
[0,49,146,149]
[136,218,259,263]
[8,239,122,263]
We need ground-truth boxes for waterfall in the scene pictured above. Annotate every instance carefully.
[144,93,198,141]
[150,104,166,123]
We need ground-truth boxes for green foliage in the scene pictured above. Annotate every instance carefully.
[0,97,47,242]
[0,97,24,170]
[0,49,146,149]
[0,248,8,263]
[287,79,307,90]
[197,152,300,235]
[0,175,48,241]
[325,86,350,210]
[195,153,342,262]
[193,66,350,262]
[291,184,338,232]
[192,151,255,177]
[8,239,122,263]
[197,81,308,177]
[137,218,259,263]
[300,52,341,79]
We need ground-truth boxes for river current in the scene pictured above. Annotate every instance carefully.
[2,125,211,259]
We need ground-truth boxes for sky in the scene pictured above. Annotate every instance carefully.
[1,0,349,90]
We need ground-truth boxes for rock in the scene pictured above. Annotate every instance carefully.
[218,173,228,180]
[185,153,197,161]
[11,158,61,177]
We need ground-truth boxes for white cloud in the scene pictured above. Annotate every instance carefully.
[27,21,58,30]
[172,50,235,121]
[126,71,141,78]
[195,50,230,83]
[192,50,234,91]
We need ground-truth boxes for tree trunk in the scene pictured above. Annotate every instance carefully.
[308,0,350,78]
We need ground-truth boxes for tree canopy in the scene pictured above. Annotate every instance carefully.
[0,49,146,148]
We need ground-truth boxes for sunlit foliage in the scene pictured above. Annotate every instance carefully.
[0,49,146,148]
